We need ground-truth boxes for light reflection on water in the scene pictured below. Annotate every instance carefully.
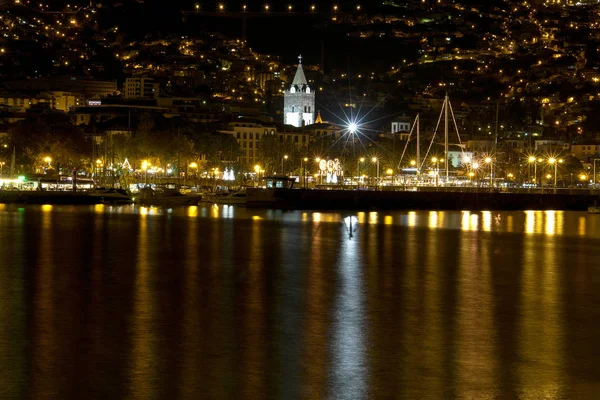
[1,205,600,399]
[83,205,600,238]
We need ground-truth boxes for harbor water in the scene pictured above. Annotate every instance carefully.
[1,204,600,399]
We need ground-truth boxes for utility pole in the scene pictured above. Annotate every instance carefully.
[416,113,420,174]
[494,101,500,151]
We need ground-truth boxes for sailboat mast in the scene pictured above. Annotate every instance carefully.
[444,94,449,180]
[494,101,499,150]
[416,114,420,174]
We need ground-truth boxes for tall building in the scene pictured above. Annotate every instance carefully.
[123,77,159,99]
[283,55,315,127]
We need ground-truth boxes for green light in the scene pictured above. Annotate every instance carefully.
[17,176,25,182]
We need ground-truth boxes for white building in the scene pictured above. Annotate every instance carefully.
[283,55,315,127]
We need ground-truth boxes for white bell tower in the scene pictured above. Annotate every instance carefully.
[284,55,315,127]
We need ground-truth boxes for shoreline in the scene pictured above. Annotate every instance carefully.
[1,188,598,211]
[246,188,599,211]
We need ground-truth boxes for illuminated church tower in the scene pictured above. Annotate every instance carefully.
[284,55,315,127]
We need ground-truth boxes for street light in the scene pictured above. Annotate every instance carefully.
[528,156,536,183]
[372,157,379,187]
[472,162,479,187]
[386,168,394,186]
[315,157,322,185]
[484,157,493,189]
[358,157,365,187]
[189,162,198,184]
[548,157,563,191]
[302,157,308,188]
[254,164,262,186]
[282,154,289,176]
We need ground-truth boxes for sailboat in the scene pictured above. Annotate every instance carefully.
[397,94,465,186]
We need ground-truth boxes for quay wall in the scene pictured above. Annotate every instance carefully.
[0,191,99,204]
[247,188,598,211]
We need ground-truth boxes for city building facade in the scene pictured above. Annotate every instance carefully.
[124,77,160,99]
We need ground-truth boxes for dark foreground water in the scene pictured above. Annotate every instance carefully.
[2,205,600,399]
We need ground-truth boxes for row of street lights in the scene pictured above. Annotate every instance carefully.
[201,3,362,12]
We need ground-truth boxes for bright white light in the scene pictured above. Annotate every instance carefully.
[348,122,358,134]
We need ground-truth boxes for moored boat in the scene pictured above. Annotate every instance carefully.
[89,188,132,204]
[211,190,247,205]
[135,186,199,206]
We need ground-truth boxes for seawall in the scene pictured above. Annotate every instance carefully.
[247,188,598,211]
[0,191,100,205]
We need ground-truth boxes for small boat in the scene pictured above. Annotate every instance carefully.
[89,188,132,204]
[589,206,600,214]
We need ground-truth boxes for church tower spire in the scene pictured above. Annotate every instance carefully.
[315,110,323,124]
[284,55,315,127]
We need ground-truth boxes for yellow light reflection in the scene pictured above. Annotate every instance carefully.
[326,214,341,223]
[304,212,328,398]
[544,210,556,235]
[507,215,514,233]
[428,211,438,228]
[301,212,308,222]
[140,206,149,216]
[456,218,498,398]
[313,212,322,222]
[437,211,445,228]
[407,211,416,227]
[93,204,104,213]
[129,206,156,399]
[470,213,479,231]
[41,204,53,213]
[357,212,366,224]
[518,226,564,396]
[556,211,564,236]
[578,217,586,236]
[211,204,219,218]
[524,211,535,234]
[368,212,378,225]
[482,211,492,232]
[187,206,198,217]
[252,215,262,221]
[461,211,470,231]
[384,215,393,225]
[180,200,200,398]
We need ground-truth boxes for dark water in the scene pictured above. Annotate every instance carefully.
[2,205,600,399]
